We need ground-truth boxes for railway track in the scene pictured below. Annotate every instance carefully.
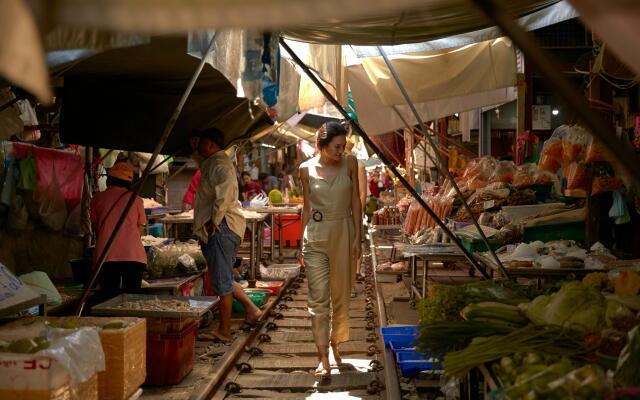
[206,243,390,399]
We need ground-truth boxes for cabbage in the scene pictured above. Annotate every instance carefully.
[519,281,606,332]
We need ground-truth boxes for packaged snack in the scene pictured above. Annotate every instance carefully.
[565,162,590,190]
[513,164,538,188]
[489,160,516,183]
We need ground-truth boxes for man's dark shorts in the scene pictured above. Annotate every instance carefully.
[200,221,240,296]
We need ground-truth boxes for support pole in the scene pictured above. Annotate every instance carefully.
[280,38,491,279]
[75,34,218,315]
[470,0,640,187]
[376,47,508,277]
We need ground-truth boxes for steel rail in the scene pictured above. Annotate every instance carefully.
[280,38,490,279]
[376,46,509,278]
[368,225,402,400]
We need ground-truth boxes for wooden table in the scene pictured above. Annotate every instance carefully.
[157,215,193,240]
[244,215,268,288]
[475,252,601,289]
[247,205,302,262]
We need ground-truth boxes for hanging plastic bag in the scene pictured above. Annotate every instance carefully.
[17,153,36,191]
[38,171,68,231]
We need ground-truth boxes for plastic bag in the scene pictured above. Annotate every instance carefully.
[19,271,62,305]
[489,160,516,183]
[585,140,607,163]
[562,125,588,167]
[512,164,538,188]
[249,193,268,207]
[18,153,36,191]
[177,253,198,274]
[539,137,563,172]
[565,162,589,190]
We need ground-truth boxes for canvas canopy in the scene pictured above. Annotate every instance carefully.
[56,36,272,154]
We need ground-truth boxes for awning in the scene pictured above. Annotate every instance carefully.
[284,0,561,45]
[56,37,273,155]
[347,38,518,135]
[351,0,577,56]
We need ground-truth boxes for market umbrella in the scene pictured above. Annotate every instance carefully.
[56,36,272,155]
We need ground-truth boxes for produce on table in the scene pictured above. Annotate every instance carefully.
[268,189,284,204]
[519,281,606,333]
[418,319,525,355]
[116,298,194,312]
[443,324,593,378]
[614,270,640,296]
[582,272,611,291]
[417,280,531,325]
[0,337,50,353]
[614,325,640,387]
[461,302,528,325]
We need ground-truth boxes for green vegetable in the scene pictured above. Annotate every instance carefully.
[417,319,521,354]
[615,325,640,387]
[461,302,527,324]
[418,280,531,325]
[443,325,590,378]
[519,281,606,333]
[6,337,49,353]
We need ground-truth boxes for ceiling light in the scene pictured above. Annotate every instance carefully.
[552,108,559,116]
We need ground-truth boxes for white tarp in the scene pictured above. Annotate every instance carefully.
[360,38,516,106]
[347,38,518,135]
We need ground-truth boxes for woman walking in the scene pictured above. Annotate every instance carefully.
[299,121,362,377]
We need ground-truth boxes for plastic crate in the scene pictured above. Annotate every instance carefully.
[256,280,285,295]
[273,214,302,248]
[146,320,197,385]
[523,221,585,243]
[232,291,267,314]
[380,325,417,349]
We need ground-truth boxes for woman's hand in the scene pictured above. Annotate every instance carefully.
[352,237,361,263]
[297,251,305,267]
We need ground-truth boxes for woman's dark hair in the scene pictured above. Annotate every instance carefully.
[107,176,131,190]
[316,121,349,149]
[241,171,251,178]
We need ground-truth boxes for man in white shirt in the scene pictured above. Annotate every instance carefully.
[194,128,262,341]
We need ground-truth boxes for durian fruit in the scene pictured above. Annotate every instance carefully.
[268,189,284,204]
